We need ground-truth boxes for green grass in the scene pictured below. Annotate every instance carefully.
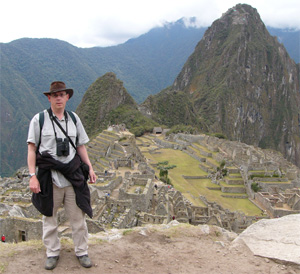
[122,229,134,236]
[188,145,220,167]
[192,143,212,153]
[145,148,261,216]
[227,177,243,180]
[0,262,7,274]
[219,181,244,187]
[187,178,258,215]
[205,157,220,167]
[258,181,291,184]
[136,136,152,144]
[148,148,207,176]
[228,173,242,177]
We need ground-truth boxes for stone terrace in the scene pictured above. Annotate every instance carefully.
[1,130,300,243]
[87,129,125,172]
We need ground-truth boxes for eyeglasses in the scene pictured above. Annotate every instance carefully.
[51,92,67,98]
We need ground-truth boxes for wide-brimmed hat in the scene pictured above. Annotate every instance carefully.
[43,81,73,99]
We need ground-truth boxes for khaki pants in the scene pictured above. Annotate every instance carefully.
[42,184,88,257]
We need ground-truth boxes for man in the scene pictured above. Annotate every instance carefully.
[27,81,96,270]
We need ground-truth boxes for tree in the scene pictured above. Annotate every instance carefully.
[251,182,262,192]
[157,161,176,185]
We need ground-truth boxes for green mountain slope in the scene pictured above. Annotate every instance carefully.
[0,21,205,176]
[141,4,300,167]
[0,13,299,177]
[76,72,158,138]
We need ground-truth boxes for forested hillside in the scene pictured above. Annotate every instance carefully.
[0,16,299,177]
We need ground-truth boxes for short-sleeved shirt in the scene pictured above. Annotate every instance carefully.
[27,109,89,188]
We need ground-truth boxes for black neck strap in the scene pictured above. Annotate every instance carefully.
[47,108,69,140]
[47,108,77,151]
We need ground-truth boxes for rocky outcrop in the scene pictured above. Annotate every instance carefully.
[233,214,300,265]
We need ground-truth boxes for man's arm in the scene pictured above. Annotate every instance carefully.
[27,142,41,193]
[77,144,96,183]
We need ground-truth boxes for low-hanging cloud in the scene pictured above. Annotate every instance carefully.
[1,0,299,48]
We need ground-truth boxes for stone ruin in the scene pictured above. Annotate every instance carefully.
[255,189,300,217]
[1,130,300,243]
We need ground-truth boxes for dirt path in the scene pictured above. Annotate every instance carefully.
[1,224,299,274]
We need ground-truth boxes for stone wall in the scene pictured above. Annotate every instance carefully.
[271,208,300,218]
[132,177,150,186]
[106,198,133,213]
[113,207,136,229]
[176,134,219,152]
[221,185,247,193]
[255,191,300,217]
[93,176,122,192]
[182,175,208,179]
[154,138,185,150]
[257,181,294,192]
[119,179,154,212]
[114,159,134,169]
[0,217,42,243]
[140,213,167,225]
[132,173,155,180]
[97,172,116,180]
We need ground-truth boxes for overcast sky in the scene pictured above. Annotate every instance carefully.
[1,0,299,48]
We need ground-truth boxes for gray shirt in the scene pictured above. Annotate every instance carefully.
[27,109,89,188]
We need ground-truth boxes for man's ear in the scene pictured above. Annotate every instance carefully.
[47,95,51,102]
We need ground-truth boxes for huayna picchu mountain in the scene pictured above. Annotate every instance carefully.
[140,4,300,167]
[76,72,157,138]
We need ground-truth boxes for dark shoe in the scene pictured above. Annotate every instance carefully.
[77,255,92,268]
[45,256,59,270]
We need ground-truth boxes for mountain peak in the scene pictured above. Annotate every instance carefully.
[76,72,137,137]
[146,4,300,167]
[221,4,260,25]
[162,17,200,29]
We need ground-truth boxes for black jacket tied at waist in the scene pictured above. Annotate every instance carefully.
[32,152,93,218]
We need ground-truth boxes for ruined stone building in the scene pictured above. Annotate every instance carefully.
[1,130,300,242]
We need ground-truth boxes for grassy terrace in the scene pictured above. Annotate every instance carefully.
[192,143,212,153]
[188,145,219,167]
[258,180,292,184]
[187,179,253,213]
[143,148,261,216]
[136,136,154,147]
[228,173,242,177]
[219,181,244,187]
[136,136,152,143]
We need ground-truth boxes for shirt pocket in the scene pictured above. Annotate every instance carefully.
[42,129,54,137]
[41,130,56,150]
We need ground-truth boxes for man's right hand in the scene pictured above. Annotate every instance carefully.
[29,176,41,193]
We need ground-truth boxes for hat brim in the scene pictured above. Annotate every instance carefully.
[44,88,73,99]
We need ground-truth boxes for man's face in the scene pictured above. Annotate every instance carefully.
[47,91,69,111]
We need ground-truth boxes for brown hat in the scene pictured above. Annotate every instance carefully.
[43,81,73,99]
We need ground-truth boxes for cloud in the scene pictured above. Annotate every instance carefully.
[1,0,299,48]
[256,1,300,29]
